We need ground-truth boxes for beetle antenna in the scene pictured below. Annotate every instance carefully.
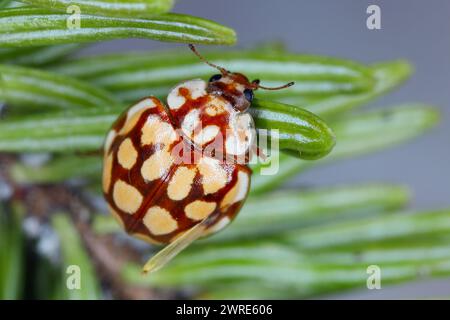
[251,79,295,91]
[189,44,228,76]
[258,82,295,90]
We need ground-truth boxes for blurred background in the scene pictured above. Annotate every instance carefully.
[1,0,449,299]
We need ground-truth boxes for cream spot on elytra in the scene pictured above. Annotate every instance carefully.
[220,170,249,209]
[120,99,155,135]
[167,166,197,201]
[185,200,216,221]
[104,129,116,153]
[181,109,200,138]
[112,180,143,214]
[143,206,178,235]
[198,157,227,194]
[128,98,155,118]
[102,152,114,193]
[117,138,137,169]
[141,149,173,181]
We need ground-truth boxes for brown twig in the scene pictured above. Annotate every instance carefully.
[1,153,173,299]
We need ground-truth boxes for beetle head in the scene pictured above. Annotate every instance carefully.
[189,44,294,112]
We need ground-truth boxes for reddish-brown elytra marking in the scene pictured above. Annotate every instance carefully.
[102,44,294,273]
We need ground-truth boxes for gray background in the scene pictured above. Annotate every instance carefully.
[84,0,450,299]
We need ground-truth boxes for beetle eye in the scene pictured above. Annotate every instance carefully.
[209,74,222,82]
[243,89,254,103]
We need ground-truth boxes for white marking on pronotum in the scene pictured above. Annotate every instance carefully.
[167,79,206,110]
[226,113,255,156]
[185,79,207,99]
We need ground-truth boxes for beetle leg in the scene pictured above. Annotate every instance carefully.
[142,212,220,274]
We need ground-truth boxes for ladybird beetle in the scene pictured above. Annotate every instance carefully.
[102,45,294,272]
